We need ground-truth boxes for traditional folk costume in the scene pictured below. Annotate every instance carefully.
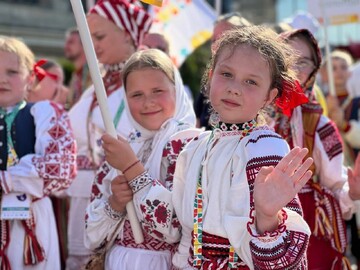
[85,69,199,269]
[330,81,360,267]
[66,1,152,267]
[66,64,92,110]
[0,101,77,270]
[110,106,310,267]
[66,66,133,263]
[275,29,356,270]
[143,120,309,270]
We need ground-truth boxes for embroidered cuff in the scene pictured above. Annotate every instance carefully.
[247,209,288,242]
[0,171,12,194]
[128,171,152,194]
[104,200,126,221]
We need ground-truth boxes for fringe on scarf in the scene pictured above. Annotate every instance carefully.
[21,219,45,265]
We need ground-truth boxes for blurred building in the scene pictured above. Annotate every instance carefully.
[0,0,82,58]
[0,0,277,58]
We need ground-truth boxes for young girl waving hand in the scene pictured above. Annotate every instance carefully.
[120,26,314,269]
[85,49,199,269]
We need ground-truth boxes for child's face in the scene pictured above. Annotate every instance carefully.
[0,51,30,108]
[87,14,134,65]
[126,68,176,130]
[28,66,64,102]
[209,45,278,123]
[289,37,315,87]
[332,58,350,88]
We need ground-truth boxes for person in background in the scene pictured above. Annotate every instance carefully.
[27,59,69,106]
[65,0,152,269]
[274,28,360,270]
[0,35,77,270]
[26,58,71,269]
[194,11,252,130]
[323,49,360,269]
[64,28,92,110]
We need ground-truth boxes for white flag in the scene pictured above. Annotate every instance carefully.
[149,0,216,67]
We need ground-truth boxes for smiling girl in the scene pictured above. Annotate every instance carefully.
[85,49,199,269]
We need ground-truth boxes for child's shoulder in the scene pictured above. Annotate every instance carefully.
[241,125,289,155]
[31,100,68,120]
[169,128,203,142]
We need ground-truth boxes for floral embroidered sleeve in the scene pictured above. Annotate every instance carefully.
[0,101,77,198]
[130,136,194,244]
[84,162,125,251]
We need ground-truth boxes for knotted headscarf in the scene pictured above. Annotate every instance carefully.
[89,0,152,47]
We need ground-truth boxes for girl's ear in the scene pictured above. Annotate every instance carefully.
[26,72,36,92]
[209,69,213,79]
[264,88,278,107]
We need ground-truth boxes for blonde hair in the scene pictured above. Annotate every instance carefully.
[0,36,34,73]
[122,49,174,90]
[202,25,297,98]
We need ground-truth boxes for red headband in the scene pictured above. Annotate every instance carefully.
[89,0,152,47]
[33,59,59,82]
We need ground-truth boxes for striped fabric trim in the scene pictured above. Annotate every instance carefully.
[90,0,152,46]
[0,171,12,194]
[317,122,342,160]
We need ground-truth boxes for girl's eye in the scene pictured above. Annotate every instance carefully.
[95,34,105,41]
[131,93,142,98]
[154,89,163,94]
[245,79,257,86]
[222,72,232,78]
[7,70,18,75]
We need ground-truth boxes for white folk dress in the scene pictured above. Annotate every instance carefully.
[124,122,311,270]
[67,78,133,258]
[0,101,76,270]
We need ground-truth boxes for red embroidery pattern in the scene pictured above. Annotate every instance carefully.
[245,155,308,269]
[189,231,249,270]
[32,102,77,196]
[116,220,176,252]
[249,231,309,269]
[91,162,111,201]
[317,122,342,160]
[163,138,191,190]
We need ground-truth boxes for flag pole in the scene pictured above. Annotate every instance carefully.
[215,0,221,16]
[321,0,336,96]
[69,0,144,244]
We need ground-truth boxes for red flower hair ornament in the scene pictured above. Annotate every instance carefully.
[275,80,309,117]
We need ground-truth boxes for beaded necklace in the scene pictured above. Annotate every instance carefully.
[193,119,257,268]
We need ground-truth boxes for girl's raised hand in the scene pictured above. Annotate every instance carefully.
[254,147,313,233]
[102,133,138,172]
[348,153,360,200]
[108,175,133,213]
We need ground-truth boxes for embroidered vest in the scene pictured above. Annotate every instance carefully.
[0,103,36,170]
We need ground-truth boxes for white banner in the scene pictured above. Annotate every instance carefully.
[149,0,216,67]
[308,0,360,25]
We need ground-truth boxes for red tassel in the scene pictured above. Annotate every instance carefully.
[0,251,11,270]
[21,220,45,265]
[0,220,11,270]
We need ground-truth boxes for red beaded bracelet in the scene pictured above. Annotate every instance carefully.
[123,160,140,174]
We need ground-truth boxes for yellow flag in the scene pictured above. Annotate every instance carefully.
[140,0,163,7]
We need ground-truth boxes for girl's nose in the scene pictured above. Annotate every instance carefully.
[227,84,241,96]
